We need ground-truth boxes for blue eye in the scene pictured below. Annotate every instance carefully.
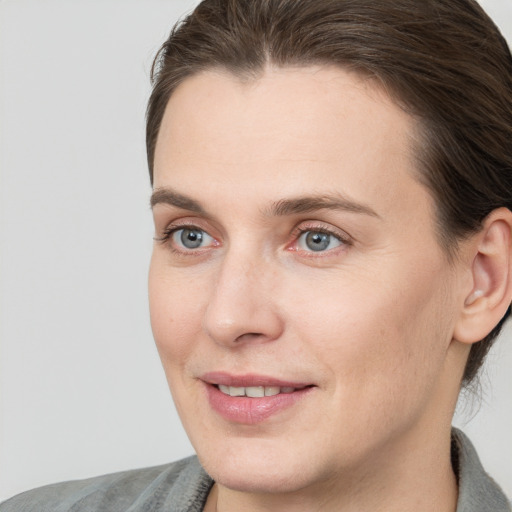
[172,228,213,249]
[297,230,343,252]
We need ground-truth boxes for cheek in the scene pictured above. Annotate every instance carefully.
[293,260,456,398]
[148,254,205,365]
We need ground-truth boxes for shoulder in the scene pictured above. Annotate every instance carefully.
[0,456,213,512]
[452,428,511,512]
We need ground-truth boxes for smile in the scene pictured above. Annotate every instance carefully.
[202,373,316,424]
[217,385,304,397]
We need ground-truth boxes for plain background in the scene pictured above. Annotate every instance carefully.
[0,0,511,502]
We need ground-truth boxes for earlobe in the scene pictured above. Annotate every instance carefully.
[454,208,512,345]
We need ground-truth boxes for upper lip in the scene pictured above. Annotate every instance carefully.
[201,371,313,388]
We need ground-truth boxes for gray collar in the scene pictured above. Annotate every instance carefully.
[453,428,510,512]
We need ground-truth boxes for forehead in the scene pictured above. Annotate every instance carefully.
[153,65,433,233]
[155,65,411,167]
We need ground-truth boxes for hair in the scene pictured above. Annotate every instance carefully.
[146,0,512,385]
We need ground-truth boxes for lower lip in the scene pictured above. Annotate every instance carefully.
[204,384,313,424]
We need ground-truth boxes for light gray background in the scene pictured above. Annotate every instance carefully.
[0,0,511,502]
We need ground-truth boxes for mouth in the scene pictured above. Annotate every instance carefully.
[216,384,309,397]
[201,373,316,424]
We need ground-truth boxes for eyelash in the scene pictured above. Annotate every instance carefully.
[155,224,216,253]
[290,224,352,254]
[156,225,191,244]
[155,222,352,256]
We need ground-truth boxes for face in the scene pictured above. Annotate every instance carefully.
[149,67,466,496]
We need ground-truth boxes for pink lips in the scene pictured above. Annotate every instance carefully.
[202,372,314,424]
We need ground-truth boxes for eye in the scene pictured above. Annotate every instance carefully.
[297,230,344,252]
[171,227,214,250]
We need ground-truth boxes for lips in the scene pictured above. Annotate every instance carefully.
[201,372,315,424]
[218,384,302,397]
[202,371,312,388]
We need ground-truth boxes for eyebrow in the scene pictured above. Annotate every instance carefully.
[266,195,380,218]
[150,188,206,214]
[150,187,380,219]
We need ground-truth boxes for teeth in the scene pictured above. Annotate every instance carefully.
[229,386,245,397]
[246,386,265,397]
[218,384,230,395]
[217,385,296,397]
[264,386,280,396]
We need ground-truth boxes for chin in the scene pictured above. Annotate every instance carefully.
[204,461,311,494]
[195,437,327,494]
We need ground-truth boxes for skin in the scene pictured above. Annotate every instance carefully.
[149,66,475,512]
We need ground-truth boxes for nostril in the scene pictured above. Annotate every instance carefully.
[235,332,264,343]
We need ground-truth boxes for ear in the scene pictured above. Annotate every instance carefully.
[453,207,512,345]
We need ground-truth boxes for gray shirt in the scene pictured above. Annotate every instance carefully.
[1,429,510,512]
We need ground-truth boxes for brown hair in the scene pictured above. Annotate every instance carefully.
[146,0,512,385]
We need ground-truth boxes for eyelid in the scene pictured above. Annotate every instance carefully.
[155,215,214,239]
[154,217,353,257]
[155,219,220,253]
[288,222,353,254]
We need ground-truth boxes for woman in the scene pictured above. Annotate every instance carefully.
[2,0,511,510]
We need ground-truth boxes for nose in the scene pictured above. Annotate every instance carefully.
[203,250,284,347]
